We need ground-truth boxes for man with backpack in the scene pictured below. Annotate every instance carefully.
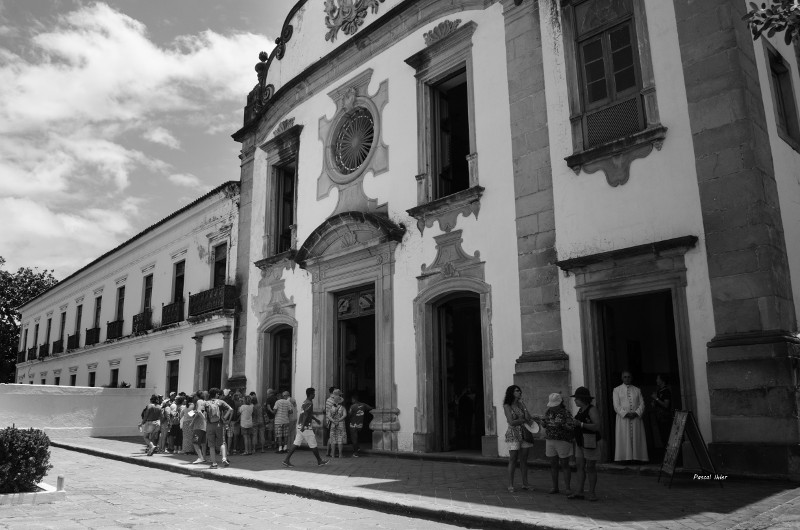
[205,387,233,469]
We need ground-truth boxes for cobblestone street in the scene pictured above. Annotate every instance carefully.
[0,447,462,530]
[7,437,795,529]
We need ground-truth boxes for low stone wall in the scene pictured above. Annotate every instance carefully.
[0,384,154,438]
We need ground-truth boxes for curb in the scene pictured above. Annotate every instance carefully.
[51,441,558,530]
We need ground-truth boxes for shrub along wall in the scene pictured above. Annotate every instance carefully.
[0,384,153,438]
[0,427,53,493]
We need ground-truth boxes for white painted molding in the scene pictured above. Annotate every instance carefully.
[171,247,188,260]
[140,262,156,274]
[135,353,149,363]
[108,358,121,366]
[69,366,78,373]
[115,275,128,286]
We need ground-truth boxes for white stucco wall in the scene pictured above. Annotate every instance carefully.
[540,0,716,439]
[752,29,800,329]
[245,4,524,453]
[16,185,239,396]
[0,384,153,438]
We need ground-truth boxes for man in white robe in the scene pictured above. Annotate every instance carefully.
[613,371,648,462]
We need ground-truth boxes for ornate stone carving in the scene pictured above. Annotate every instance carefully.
[407,185,484,235]
[324,0,386,42]
[419,230,484,289]
[318,69,389,215]
[273,117,295,137]
[423,19,462,46]
[252,258,296,327]
[565,125,667,187]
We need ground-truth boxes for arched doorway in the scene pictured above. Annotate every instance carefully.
[271,326,294,395]
[257,318,297,401]
[435,294,484,451]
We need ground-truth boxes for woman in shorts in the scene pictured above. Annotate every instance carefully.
[542,393,574,495]
[139,394,161,457]
[502,385,535,492]
[570,387,602,501]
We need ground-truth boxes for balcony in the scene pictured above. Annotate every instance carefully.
[86,327,101,346]
[161,299,184,326]
[132,309,153,334]
[17,351,25,363]
[52,339,64,355]
[67,333,80,350]
[188,284,237,318]
[38,344,49,359]
[107,320,124,340]
[27,346,37,361]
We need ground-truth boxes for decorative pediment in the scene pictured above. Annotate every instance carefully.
[295,212,405,268]
[423,19,462,46]
[252,256,296,321]
[418,229,484,290]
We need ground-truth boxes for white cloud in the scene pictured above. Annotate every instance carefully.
[0,197,137,277]
[168,173,204,189]
[0,3,271,277]
[143,126,181,149]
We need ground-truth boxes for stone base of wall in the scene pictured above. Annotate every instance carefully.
[706,335,800,479]
[709,442,800,481]
[373,430,397,452]
[513,351,571,417]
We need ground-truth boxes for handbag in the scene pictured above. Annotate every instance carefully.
[521,424,535,444]
[582,432,597,449]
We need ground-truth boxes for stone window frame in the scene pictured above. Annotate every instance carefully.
[259,123,303,265]
[561,0,667,186]
[763,40,800,152]
[207,227,232,289]
[405,21,484,234]
[556,236,698,460]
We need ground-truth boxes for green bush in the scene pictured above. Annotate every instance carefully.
[0,426,53,493]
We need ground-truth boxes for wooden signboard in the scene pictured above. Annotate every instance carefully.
[658,410,721,488]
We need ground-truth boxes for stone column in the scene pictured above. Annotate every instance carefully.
[192,335,203,391]
[370,252,399,452]
[221,329,231,389]
[674,0,799,478]
[502,0,570,421]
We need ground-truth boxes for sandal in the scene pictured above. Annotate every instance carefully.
[507,486,515,493]
[520,485,531,491]
[567,493,584,500]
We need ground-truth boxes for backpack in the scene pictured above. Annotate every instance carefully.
[206,400,221,423]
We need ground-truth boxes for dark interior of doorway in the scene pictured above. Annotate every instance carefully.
[438,295,483,452]
[273,327,293,395]
[205,354,222,391]
[337,287,376,445]
[598,290,682,463]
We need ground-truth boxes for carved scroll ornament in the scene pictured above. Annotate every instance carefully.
[324,0,386,42]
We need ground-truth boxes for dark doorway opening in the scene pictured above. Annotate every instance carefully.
[272,327,293,395]
[436,295,483,452]
[204,355,222,391]
[597,290,682,463]
[336,286,376,446]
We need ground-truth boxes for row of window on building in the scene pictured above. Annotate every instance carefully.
[27,359,181,394]
[20,243,229,359]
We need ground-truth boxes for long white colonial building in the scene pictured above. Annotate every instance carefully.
[16,182,240,394]
[16,0,800,479]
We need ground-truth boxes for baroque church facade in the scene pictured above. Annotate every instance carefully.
[232,0,800,477]
[15,0,800,478]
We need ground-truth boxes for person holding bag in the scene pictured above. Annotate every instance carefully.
[502,385,537,493]
[570,386,602,501]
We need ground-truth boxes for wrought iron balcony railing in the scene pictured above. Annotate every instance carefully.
[107,320,124,340]
[67,333,80,350]
[161,299,184,326]
[27,346,37,361]
[17,351,25,363]
[188,284,237,317]
[86,327,101,346]
[52,339,64,355]
[132,309,152,334]
[38,344,49,358]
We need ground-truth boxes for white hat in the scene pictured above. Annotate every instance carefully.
[546,393,563,408]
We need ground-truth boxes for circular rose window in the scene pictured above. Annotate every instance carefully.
[333,107,374,174]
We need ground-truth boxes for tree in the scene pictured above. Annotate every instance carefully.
[743,1,800,45]
[0,257,58,383]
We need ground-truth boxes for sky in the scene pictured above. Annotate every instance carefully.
[0,0,298,279]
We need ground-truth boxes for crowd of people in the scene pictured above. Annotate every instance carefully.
[138,385,374,470]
